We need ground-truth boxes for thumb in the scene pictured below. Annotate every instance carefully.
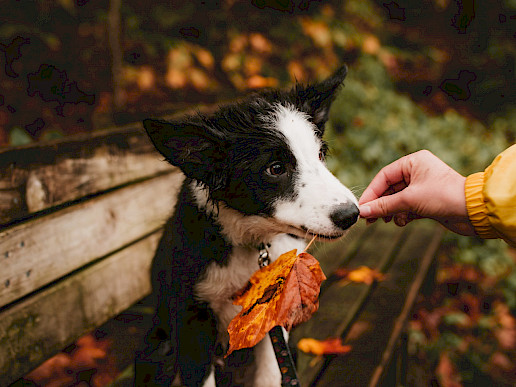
[359,192,408,218]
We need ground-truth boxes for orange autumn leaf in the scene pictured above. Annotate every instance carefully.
[227,250,326,357]
[246,75,278,89]
[334,266,385,285]
[297,337,352,356]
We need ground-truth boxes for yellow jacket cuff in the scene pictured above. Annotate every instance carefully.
[465,172,499,239]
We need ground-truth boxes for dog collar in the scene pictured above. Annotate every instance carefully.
[258,243,271,268]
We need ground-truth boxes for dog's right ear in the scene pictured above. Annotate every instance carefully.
[143,118,227,181]
[296,65,348,135]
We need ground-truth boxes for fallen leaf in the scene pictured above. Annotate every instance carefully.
[362,35,381,55]
[287,60,307,83]
[495,302,516,350]
[25,353,71,380]
[227,250,326,356]
[334,266,385,285]
[193,47,215,70]
[300,18,333,48]
[246,75,278,89]
[249,33,273,54]
[297,337,352,356]
[189,68,211,90]
[229,34,248,53]
[436,352,462,387]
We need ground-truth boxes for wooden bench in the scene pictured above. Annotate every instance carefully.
[0,124,443,386]
[0,124,183,384]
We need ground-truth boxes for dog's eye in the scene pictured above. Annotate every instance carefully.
[266,162,286,177]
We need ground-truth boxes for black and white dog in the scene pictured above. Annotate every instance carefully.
[136,65,359,386]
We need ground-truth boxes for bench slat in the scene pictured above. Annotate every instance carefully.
[0,231,161,384]
[0,171,183,309]
[0,125,173,225]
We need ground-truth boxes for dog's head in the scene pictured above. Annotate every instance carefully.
[144,65,358,243]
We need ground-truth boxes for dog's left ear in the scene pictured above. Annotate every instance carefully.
[296,65,347,134]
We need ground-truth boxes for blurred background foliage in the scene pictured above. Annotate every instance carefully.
[2,0,515,385]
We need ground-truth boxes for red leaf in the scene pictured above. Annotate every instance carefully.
[227,250,326,356]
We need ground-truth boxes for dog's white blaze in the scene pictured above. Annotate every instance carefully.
[272,104,358,236]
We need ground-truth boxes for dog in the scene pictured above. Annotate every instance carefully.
[135,65,359,386]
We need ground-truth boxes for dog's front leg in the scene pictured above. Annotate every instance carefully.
[201,365,216,387]
[253,328,287,387]
[176,302,219,387]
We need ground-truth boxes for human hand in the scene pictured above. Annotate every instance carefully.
[358,150,476,236]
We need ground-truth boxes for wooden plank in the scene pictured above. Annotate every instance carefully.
[368,227,443,387]
[0,124,174,225]
[310,220,370,278]
[0,171,183,309]
[291,221,408,384]
[312,224,443,387]
[0,231,162,385]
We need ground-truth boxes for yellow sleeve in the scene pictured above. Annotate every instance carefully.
[465,144,516,247]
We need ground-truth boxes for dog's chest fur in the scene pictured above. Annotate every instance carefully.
[195,233,307,336]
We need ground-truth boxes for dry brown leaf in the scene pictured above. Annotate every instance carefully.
[226,249,326,356]
[297,337,352,356]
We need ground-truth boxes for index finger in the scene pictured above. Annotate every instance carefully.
[359,156,411,205]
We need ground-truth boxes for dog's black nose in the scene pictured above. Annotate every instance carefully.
[330,203,359,230]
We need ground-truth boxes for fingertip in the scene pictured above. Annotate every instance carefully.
[359,205,372,218]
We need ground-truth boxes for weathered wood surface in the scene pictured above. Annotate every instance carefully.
[0,124,174,225]
[315,226,443,387]
[291,221,443,386]
[368,228,442,387]
[0,231,162,384]
[0,170,183,310]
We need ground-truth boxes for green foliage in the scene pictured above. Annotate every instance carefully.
[451,237,512,277]
[9,127,32,146]
[503,270,516,311]
[326,55,509,190]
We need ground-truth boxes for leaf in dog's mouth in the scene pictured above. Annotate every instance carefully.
[226,247,325,357]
